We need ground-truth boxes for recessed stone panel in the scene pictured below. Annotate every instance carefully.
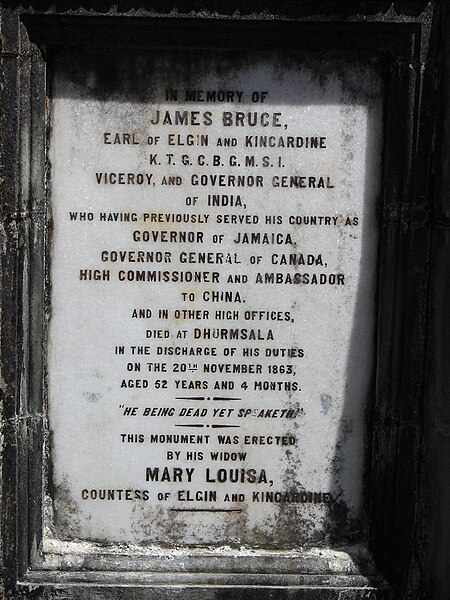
[47,50,382,547]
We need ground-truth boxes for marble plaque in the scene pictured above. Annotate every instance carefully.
[47,50,382,547]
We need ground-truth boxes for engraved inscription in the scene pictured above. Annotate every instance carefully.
[48,51,382,547]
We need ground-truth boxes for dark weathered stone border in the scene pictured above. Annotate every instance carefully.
[1,2,446,598]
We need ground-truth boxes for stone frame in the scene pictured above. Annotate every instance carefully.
[0,2,443,598]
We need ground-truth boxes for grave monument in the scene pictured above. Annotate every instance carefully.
[1,2,449,599]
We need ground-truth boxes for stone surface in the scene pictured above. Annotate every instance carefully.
[47,50,382,547]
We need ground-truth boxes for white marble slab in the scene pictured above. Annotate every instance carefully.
[47,50,382,547]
